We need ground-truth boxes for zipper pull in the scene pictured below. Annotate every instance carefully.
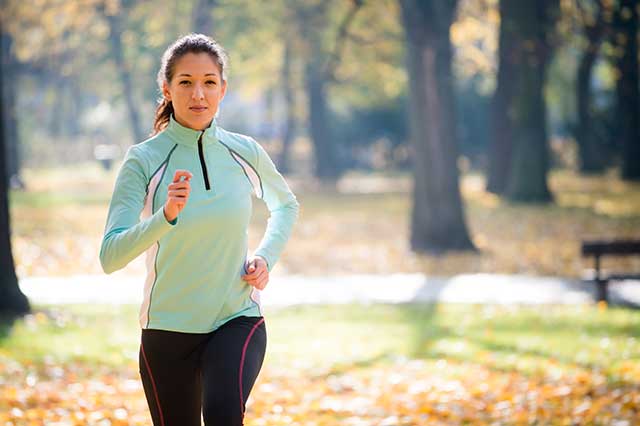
[197,131,212,191]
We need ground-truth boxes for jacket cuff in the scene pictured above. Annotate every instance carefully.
[253,252,272,272]
[153,206,178,231]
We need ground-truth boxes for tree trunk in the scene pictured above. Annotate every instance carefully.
[191,0,217,35]
[1,32,23,190]
[400,0,475,253]
[505,0,558,202]
[297,2,338,181]
[66,79,82,137]
[297,1,363,181]
[0,21,30,321]
[486,0,517,194]
[305,61,338,179]
[48,74,64,138]
[576,46,604,173]
[576,0,606,173]
[278,38,295,174]
[104,8,145,144]
[615,0,640,180]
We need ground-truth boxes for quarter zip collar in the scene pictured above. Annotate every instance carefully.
[165,113,219,148]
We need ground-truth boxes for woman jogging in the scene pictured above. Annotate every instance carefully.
[99,33,299,425]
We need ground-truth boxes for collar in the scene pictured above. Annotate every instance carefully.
[165,113,219,148]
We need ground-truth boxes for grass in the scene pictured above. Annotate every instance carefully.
[1,303,638,383]
[6,162,640,424]
[2,303,639,425]
[9,163,640,278]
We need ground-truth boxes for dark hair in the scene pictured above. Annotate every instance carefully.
[151,33,229,136]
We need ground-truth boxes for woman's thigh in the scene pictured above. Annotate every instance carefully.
[200,315,267,426]
[139,328,209,426]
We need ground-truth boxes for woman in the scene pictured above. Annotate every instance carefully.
[99,33,299,425]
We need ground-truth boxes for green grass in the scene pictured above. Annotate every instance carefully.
[10,191,111,208]
[0,304,139,367]
[2,303,638,385]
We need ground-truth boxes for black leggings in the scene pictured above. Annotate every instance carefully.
[138,315,267,426]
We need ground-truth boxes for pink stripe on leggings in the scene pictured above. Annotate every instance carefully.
[141,342,165,426]
[239,317,265,421]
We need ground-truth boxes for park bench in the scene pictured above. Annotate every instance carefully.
[581,239,640,303]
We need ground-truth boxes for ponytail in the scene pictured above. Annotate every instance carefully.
[152,98,174,136]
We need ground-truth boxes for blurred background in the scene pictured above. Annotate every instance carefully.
[1,0,640,425]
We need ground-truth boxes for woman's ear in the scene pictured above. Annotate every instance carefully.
[162,81,171,102]
[220,80,228,102]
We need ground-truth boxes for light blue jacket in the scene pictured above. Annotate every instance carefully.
[99,114,299,332]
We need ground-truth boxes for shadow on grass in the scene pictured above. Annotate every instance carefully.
[400,302,450,358]
[313,352,396,379]
[0,320,11,340]
[0,306,47,351]
[0,311,26,341]
[459,334,607,372]
[402,302,640,384]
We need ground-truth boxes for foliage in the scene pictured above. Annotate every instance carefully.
[1,303,638,425]
[2,0,548,170]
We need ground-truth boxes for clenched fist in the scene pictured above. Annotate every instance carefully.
[163,170,193,222]
[242,255,269,290]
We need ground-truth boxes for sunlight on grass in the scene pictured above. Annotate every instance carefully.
[1,303,638,381]
[0,305,139,367]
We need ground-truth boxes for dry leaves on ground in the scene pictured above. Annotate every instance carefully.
[1,354,638,426]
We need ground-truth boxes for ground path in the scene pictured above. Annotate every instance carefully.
[19,272,640,307]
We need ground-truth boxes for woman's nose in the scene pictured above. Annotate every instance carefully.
[192,84,204,100]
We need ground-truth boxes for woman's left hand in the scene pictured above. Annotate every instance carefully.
[242,256,269,290]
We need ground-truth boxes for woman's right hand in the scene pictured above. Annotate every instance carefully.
[163,170,193,222]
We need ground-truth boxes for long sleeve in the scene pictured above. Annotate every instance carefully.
[99,146,177,274]
[252,140,299,272]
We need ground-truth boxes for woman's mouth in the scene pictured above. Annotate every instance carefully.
[190,106,208,113]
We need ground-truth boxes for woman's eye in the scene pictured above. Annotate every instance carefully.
[179,81,190,85]
[206,80,216,85]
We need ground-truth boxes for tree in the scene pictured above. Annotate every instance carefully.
[100,0,145,144]
[0,13,30,321]
[400,0,475,253]
[487,0,559,200]
[574,0,609,173]
[192,0,217,35]
[613,0,640,180]
[297,0,364,180]
[277,37,296,174]
[212,0,404,178]
[504,0,559,202]
[486,0,517,194]
[1,32,24,189]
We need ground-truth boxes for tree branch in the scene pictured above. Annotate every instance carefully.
[323,0,364,82]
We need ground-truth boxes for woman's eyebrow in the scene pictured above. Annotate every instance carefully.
[177,73,219,77]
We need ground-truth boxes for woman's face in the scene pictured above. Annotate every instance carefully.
[163,52,227,131]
